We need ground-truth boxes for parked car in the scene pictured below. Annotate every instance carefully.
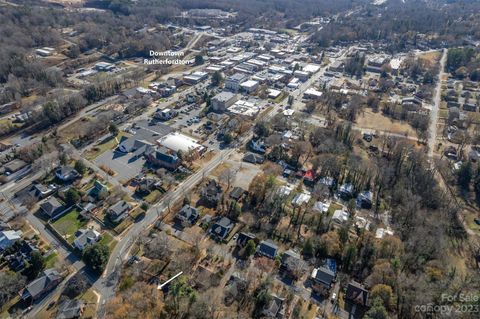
[331,292,337,303]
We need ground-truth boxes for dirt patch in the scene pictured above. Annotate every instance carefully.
[355,110,418,138]
[418,51,441,65]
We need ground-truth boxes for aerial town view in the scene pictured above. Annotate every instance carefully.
[0,0,480,318]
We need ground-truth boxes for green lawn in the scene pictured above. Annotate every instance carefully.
[84,132,130,160]
[51,209,87,242]
[78,289,98,318]
[327,202,343,216]
[44,252,58,268]
[144,190,162,204]
[99,232,117,252]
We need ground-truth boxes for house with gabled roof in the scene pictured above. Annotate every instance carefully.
[40,197,65,218]
[175,205,199,227]
[55,166,79,182]
[21,268,62,302]
[56,299,85,319]
[209,217,233,240]
[262,293,285,318]
[311,265,336,295]
[73,228,101,251]
[344,281,370,318]
[256,240,278,259]
[107,200,131,223]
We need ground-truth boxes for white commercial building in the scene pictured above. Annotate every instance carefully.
[157,132,205,154]
[267,89,282,99]
[227,100,260,117]
[304,88,323,99]
[240,80,259,93]
[211,91,238,112]
[225,73,249,92]
[303,64,321,74]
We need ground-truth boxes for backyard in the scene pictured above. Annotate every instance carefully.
[51,208,88,243]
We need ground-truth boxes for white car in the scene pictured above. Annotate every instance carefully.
[331,292,337,303]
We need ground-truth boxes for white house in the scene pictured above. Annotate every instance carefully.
[332,210,349,224]
[73,229,101,251]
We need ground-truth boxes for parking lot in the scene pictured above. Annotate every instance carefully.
[94,149,145,183]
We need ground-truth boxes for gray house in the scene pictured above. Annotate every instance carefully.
[21,268,62,301]
[40,197,65,218]
[107,201,131,223]
[175,205,199,227]
[210,217,234,240]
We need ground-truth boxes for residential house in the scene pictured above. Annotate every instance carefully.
[29,184,57,200]
[332,210,349,224]
[79,203,97,219]
[88,180,108,199]
[262,294,285,318]
[402,96,423,110]
[338,183,354,199]
[318,177,335,187]
[243,152,264,164]
[73,228,101,251]
[174,205,199,227]
[107,201,131,223]
[21,268,63,302]
[236,232,256,248]
[200,180,222,207]
[0,230,22,250]
[6,241,38,272]
[250,139,267,154]
[303,169,315,186]
[229,187,245,202]
[136,178,162,194]
[281,250,304,279]
[345,281,370,318]
[210,217,234,240]
[56,299,85,319]
[55,167,79,182]
[40,197,65,218]
[291,192,311,207]
[256,240,278,259]
[3,159,28,175]
[314,200,330,213]
[311,266,336,295]
[356,190,373,209]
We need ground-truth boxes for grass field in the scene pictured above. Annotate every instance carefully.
[51,208,87,242]
[44,252,58,268]
[84,132,130,160]
[144,189,162,204]
[99,232,117,252]
[356,110,418,138]
[80,289,98,318]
